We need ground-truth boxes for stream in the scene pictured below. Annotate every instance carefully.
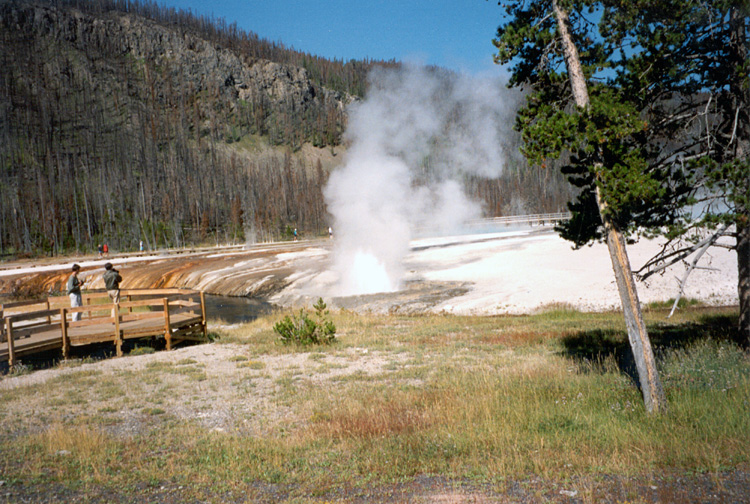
[203,294,277,324]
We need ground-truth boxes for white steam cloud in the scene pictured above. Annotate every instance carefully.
[324,65,520,296]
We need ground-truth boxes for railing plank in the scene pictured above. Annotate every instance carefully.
[1,299,47,310]
[5,309,60,323]
[11,324,61,339]
[118,299,163,309]
[169,299,200,308]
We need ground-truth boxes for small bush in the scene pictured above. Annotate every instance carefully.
[274,298,336,346]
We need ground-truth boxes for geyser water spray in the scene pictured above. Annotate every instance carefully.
[324,65,519,296]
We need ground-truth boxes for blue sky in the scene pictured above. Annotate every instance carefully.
[157,0,509,76]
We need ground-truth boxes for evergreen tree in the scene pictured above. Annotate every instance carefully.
[600,0,749,344]
[494,0,667,412]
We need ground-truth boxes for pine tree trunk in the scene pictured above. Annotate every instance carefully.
[597,188,666,411]
[739,217,750,346]
[553,0,666,412]
[729,5,750,346]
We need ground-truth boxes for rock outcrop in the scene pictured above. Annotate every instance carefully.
[0,1,351,116]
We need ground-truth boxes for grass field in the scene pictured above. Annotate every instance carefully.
[0,304,748,503]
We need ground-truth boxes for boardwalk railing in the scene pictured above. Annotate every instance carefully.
[1,289,207,369]
[467,212,571,228]
[413,212,571,237]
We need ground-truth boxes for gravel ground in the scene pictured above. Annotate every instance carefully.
[0,342,412,437]
[2,469,749,503]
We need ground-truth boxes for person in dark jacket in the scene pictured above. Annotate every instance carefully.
[66,264,85,321]
[103,263,122,318]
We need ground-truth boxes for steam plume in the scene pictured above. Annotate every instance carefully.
[324,65,518,296]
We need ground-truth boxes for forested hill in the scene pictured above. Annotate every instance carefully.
[0,0,393,255]
[0,0,573,258]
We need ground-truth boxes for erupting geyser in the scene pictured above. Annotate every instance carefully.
[324,65,520,296]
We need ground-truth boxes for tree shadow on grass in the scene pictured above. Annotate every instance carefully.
[559,312,741,384]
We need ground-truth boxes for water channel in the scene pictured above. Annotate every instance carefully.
[203,294,277,324]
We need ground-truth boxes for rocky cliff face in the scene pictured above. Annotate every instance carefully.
[1,1,350,117]
[0,0,353,254]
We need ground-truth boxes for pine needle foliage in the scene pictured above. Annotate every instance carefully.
[273,298,336,346]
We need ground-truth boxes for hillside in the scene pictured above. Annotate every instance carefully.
[0,0,376,256]
[0,0,575,260]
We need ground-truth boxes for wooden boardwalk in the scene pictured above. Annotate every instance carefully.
[1,289,207,368]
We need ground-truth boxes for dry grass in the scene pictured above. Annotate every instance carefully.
[39,424,116,480]
[0,306,748,502]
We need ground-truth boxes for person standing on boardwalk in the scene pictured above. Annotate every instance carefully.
[66,264,85,322]
[103,262,122,318]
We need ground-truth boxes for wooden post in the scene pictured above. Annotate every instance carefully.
[114,303,122,357]
[5,317,15,370]
[46,299,51,324]
[127,294,133,313]
[200,291,207,339]
[60,308,70,360]
[163,298,172,350]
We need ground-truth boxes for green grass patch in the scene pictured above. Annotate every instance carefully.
[646,297,702,311]
[0,306,747,499]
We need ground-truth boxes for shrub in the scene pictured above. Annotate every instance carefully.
[274,298,336,346]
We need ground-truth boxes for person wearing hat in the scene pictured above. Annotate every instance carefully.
[103,263,122,318]
[66,264,85,321]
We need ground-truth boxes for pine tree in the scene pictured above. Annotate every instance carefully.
[494,0,667,412]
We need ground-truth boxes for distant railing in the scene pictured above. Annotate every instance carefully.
[467,212,571,228]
